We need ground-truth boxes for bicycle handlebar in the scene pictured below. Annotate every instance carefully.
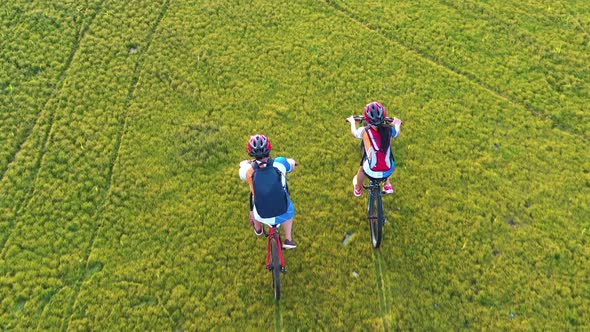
[245,159,299,166]
[346,116,401,124]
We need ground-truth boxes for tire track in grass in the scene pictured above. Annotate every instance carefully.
[274,302,282,332]
[62,2,170,331]
[35,286,66,331]
[0,2,103,183]
[0,0,106,258]
[325,1,588,141]
[373,250,390,331]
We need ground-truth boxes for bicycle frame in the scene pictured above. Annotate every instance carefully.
[265,225,285,271]
[364,177,386,189]
[265,224,286,301]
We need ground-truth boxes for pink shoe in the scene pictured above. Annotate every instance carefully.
[383,184,394,194]
[353,176,362,197]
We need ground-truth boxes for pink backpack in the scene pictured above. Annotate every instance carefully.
[362,127,393,171]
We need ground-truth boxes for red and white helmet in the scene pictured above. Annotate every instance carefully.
[247,134,272,158]
[364,102,386,125]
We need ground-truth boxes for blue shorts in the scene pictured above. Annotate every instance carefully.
[253,194,295,226]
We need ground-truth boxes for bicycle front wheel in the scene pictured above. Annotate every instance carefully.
[270,237,281,301]
[368,188,383,248]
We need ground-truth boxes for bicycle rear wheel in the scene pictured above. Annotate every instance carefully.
[368,187,383,248]
[270,236,281,301]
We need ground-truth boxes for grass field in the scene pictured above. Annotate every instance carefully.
[1,0,588,330]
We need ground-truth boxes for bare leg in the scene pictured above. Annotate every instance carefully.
[282,219,293,241]
[354,166,366,191]
[250,211,262,233]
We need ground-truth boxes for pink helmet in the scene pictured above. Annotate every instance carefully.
[247,134,271,158]
[364,102,386,125]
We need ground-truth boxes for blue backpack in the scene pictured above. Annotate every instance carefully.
[252,159,288,218]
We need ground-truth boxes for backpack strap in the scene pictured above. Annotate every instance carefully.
[366,127,380,151]
[361,126,379,153]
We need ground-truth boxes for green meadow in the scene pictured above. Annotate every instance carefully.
[1,0,588,330]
